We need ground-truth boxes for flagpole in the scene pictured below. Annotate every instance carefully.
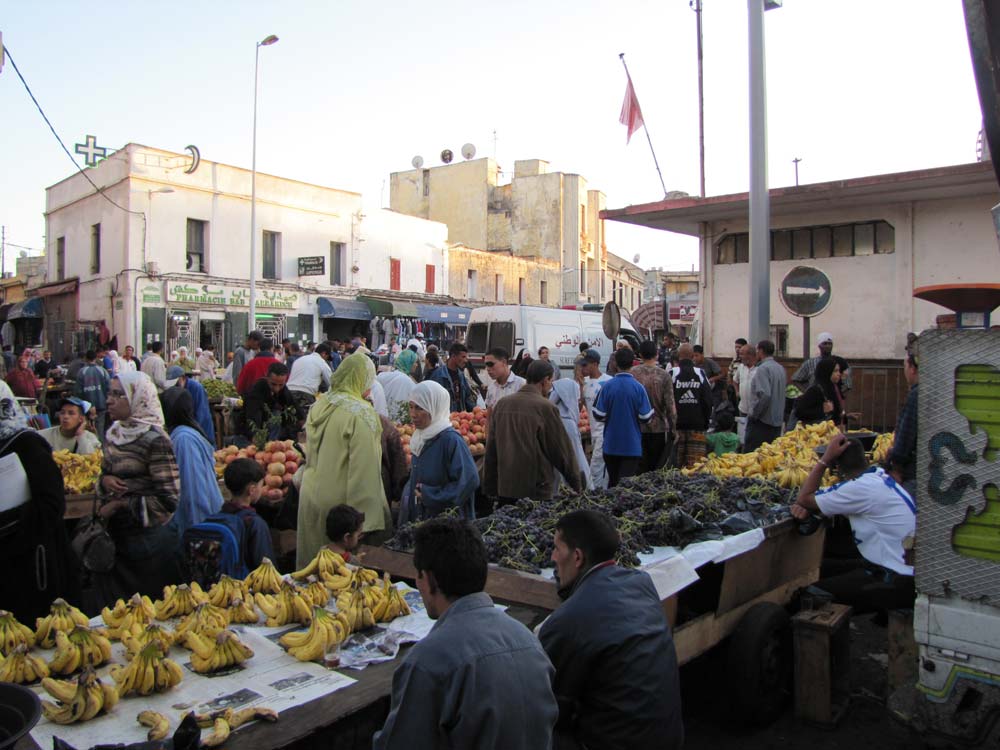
[619,53,668,199]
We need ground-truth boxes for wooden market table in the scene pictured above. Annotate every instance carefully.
[64,493,97,520]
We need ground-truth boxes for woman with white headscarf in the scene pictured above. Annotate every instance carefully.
[400,380,479,525]
[95,371,181,605]
[550,378,593,490]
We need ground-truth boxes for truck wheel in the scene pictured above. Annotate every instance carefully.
[726,602,793,726]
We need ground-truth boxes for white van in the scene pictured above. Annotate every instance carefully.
[464,305,642,375]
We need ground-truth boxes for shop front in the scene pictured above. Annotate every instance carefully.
[35,278,79,363]
[413,303,472,348]
[317,297,372,343]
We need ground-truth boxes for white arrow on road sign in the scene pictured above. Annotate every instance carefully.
[784,285,828,296]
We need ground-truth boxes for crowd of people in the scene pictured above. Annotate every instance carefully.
[0,323,923,748]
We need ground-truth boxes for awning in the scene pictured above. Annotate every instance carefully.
[359,296,419,318]
[33,279,78,298]
[414,304,472,324]
[317,297,372,321]
[8,298,43,320]
[0,304,13,323]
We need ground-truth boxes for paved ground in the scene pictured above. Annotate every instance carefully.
[681,614,930,749]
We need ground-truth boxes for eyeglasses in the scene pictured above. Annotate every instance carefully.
[484,361,497,368]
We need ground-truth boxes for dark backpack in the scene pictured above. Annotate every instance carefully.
[181,510,255,588]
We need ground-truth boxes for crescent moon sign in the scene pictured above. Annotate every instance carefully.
[184,145,201,174]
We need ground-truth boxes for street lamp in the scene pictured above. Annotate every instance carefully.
[249,33,279,336]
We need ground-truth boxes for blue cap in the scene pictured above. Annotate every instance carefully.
[58,397,92,414]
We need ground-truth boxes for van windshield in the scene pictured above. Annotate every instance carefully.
[466,323,488,354]
[489,322,514,357]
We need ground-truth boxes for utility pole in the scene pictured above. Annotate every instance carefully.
[793,157,801,186]
[692,0,706,197]
[1,226,5,279]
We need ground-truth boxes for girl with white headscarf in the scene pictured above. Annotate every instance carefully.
[95,371,182,605]
[550,378,593,490]
[400,380,479,524]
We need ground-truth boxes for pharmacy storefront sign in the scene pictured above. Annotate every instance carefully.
[165,282,299,310]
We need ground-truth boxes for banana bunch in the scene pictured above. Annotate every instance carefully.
[245,557,284,594]
[101,593,157,640]
[36,598,91,647]
[336,582,375,632]
[137,710,171,741]
[154,583,208,620]
[0,643,49,683]
[189,706,279,747]
[110,641,184,697]
[255,582,313,627]
[53,449,103,495]
[175,602,229,640]
[873,432,894,464]
[49,627,113,674]
[300,577,330,608]
[291,547,346,581]
[184,629,254,673]
[208,575,250,607]
[226,596,260,625]
[122,623,176,658]
[40,667,118,724]
[776,465,811,489]
[360,581,386,611]
[372,573,412,623]
[355,567,380,586]
[279,606,349,662]
[0,610,35,654]
[321,566,353,593]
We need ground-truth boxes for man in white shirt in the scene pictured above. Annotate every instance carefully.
[406,333,427,361]
[118,346,138,374]
[38,398,101,455]
[732,343,756,445]
[140,341,167,392]
[578,349,613,489]
[791,434,916,613]
[285,343,333,412]
[484,348,525,411]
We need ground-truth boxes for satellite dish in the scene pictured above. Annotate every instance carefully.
[411,155,424,169]
[461,143,477,160]
[18,251,27,259]
[440,149,454,164]
[633,253,640,264]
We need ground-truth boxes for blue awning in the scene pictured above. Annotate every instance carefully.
[414,304,472,324]
[317,297,372,321]
[8,298,43,320]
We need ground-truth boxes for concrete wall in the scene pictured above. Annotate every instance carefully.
[447,246,561,307]
[357,209,448,294]
[701,194,1000,360]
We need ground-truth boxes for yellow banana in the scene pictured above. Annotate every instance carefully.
[229,706,279,728]
[137,710,171,741]
[202,717,231,747]
[0,610,35,655]
[245,557,284,594]
[0,644,48,683]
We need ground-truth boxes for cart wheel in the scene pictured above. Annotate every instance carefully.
[726,602,792,726]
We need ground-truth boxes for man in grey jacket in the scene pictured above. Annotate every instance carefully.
[539,510,683,750]
[373,518,558,749]
[744,339,786,452]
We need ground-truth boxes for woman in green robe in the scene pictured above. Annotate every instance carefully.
[296,352,392,567]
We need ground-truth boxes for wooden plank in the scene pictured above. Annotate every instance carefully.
[64,493,96,520]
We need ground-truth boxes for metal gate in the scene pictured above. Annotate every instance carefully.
[168,310,195,356]
[254,315,286,348]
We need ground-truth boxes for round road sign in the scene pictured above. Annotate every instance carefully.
[779,265,832,318]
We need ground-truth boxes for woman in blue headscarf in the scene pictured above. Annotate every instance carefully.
[185,377,216,445]
[161,387,223,535]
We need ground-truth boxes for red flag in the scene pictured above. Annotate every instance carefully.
[619,76,645,143]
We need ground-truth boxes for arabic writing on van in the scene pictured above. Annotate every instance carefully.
[165,283,299,310]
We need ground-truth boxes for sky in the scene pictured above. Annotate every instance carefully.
[0,0,984,276]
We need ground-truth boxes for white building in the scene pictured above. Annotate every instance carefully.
[604,161,1000,361]
[42,144,449,361]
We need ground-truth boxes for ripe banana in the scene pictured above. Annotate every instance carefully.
[230,706,279,728]
[279,606,347,662]
[154,583,208,619]
[244,556,284,594]
[185,629,253,673]
[0,643,49,683]
[123,623,176,658]
[35,598,90,648]
[208,575,250,607]
[300,577,330,608]
[49,626,113,674]
[255,582,312,627]
[40,667,117,724]
[137,709,170,741]
[321,568,353,592]
[101,593,156,640]
[226,596,260,625]
[354,567,379,586]
[111,640,183,697]
[291,547,347,580]
[0,610,36,655]
[202,717,231,747]
[175,602,228,639]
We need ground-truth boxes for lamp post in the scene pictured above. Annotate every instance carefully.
[249,33,279,336]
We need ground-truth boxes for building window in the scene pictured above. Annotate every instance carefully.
[495,273,504,302]
[580,205,587,238]
[580,263,586,294]
[331,241,347,286]
[186,219,207,273]
[467,269,478,299]
[390,258,401,291]
[519,277,526,305]
[769,324,789,358]
[425,264,435,294]
[262,230,280,280]
[422,169,430,197]
[540,280,547,305]
[90,224,101,274]
[638,290,642,307]
[56,237,66,281]
[715,221,895,265]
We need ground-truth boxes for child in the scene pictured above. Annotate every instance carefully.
[325,505,365,563]
[221,458,275,570]
[706,411,740,456]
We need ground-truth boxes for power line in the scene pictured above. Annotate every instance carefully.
[3,44,137,217]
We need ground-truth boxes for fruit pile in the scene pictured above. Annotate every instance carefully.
[214,439,302,501]
[579,407,590,435]
[450,408,487,456]
[203,379,238,400]
[53,449,103,495]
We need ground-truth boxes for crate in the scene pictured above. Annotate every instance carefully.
[792,603,852,726]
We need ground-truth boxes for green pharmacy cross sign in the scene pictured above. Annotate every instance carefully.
[75,135,108,167]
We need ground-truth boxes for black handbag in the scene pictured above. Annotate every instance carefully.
[71,496,116,573]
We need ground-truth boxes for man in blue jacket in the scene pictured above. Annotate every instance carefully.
[427,342,477,413]
[539,509,684,750]
[593,347,655,487]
